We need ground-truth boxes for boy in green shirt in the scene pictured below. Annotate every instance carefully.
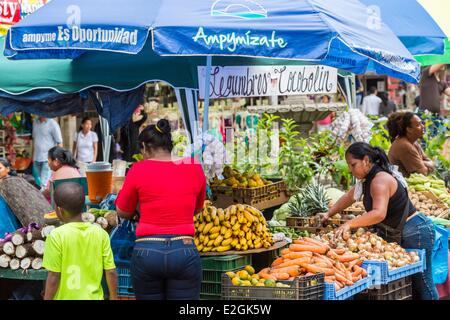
[43,182,118,300]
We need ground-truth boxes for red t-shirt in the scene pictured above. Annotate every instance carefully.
[115,158,206,237]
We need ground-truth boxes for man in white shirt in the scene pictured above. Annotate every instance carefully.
[32,117,63,189]
[362,87,382,116]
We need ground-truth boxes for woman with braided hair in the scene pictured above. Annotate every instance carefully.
[387,112,434,177]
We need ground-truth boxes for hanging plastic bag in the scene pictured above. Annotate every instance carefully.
[110,219,136,264]
[432,225,448,285]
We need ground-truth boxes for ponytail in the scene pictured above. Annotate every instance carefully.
[346,142,392,174]
[48,147,78,169]
[371,146,392,174]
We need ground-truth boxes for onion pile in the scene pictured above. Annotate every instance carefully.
[315,228,420,270]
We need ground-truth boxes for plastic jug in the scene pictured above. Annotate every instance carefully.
[86,162,113,203]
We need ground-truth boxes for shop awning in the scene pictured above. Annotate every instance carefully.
[4,0,420,83]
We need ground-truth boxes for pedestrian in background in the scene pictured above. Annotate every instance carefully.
[32,116,63,190]
[362,87,382,116]
[73,117,98,165]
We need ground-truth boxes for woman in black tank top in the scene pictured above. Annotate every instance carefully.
[321,142,437,300]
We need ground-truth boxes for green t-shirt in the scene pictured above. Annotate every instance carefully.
[42,222,116,300]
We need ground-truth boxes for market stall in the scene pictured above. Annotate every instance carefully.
[1,0,449,302]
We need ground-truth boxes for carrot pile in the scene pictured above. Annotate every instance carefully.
[260,237,368,291]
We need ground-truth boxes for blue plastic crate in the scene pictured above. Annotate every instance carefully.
[116,263,134,297]
[324,277,369,300]
[362,249,425,286]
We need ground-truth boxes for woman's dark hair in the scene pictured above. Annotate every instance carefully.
[78,117,92,132]
[139,119,173,153]
[48,147,78,169]
[345,142,392,174]
[386,111,416,142]
[0,158,17,176]
[378,92,388,105]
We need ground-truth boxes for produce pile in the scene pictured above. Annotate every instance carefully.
[288,182,330,217]
[210,166,271,188]
[270,185,357,228]
[265,237,368,291]
[81,208,118,231]
[224,265,290,288]
[330,109,372,143]
[315,229,420,269]
[343,202,365,214]
[0,223,55,270]
[409,191,449,218]
[407,174,450,207]
[269,226,309,240]
[194,202,274,253]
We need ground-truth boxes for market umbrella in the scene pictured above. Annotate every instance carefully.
[359,0,450,65]
[4,0,420,84]
[414,0,450,65]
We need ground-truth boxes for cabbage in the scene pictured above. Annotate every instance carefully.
[326,188,345,203]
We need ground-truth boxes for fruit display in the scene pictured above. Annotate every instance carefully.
[82,208,118,231]
[315,229,420,269]
[407,174,450,207]
[194,202,274,253]
[0,223,55,270]
[266,237,368,291]
[288,182,330,217]
[409,191,449,218]
[225,265,290,288]
[210,166,272,189]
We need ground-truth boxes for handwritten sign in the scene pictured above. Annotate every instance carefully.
[198,65,337,99]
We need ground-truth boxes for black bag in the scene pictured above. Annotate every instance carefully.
[376,198,410,244]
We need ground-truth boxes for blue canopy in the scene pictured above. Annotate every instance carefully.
[358,0,447,56]
[4,0,420,83]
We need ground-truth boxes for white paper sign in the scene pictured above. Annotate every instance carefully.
[198,65,337,99]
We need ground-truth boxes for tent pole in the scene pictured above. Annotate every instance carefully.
[351,74,357,109]
[345,76,353,109]
[95,92,111,161]
[202,55,212,135]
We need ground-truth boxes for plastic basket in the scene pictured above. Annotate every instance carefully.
[201,255,252,271]
[117,263,134,298]
[324,277,369,300]
[200,255,252,300]
[362,249,425,286]
[221,273,324,300]
[355,276,412,300]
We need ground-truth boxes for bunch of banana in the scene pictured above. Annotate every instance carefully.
[194,202,274,253]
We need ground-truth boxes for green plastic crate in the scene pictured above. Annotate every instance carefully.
[200,255,252,300]
[201,255,252,271]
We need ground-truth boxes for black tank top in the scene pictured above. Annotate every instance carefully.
[362,165,416,229]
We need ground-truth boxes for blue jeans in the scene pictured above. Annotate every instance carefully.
[402,213,439,300]
[33,161,51,189]
[131,235,202,300]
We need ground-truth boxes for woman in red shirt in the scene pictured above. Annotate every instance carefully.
[115,119,206,300]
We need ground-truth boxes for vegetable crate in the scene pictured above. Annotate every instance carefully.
[285,216,345,233]
[200,255,252,300]
[221,273,324,300]
[362,249,425,286]
[355,276,412,300]
[211,180,288,210]
[324,277,369,300]
[117,262,134,298]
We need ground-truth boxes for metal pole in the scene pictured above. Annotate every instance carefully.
[202,55,212,135]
